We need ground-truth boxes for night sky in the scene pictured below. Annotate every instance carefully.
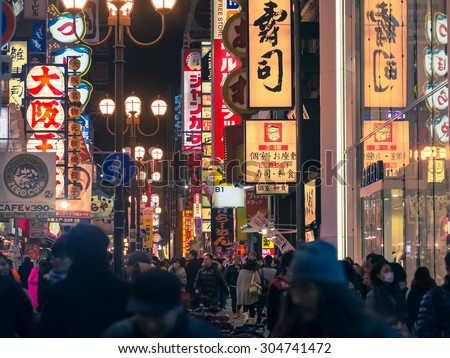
[92,1,185,160]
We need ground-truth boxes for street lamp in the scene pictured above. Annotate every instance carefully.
[62,0,177,276]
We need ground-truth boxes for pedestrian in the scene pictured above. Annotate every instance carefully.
[38,223,131,337]
[125,251,155,282]
[37,258,52,312]
[216,258,228,310]
[185,250,202,297]
[365,259,407,325]
[256,255,277,323]
[193,253,228,309]
[360,253,385,299]
[38,235,72,312]
[272,241,400,338]
[168,257,187,289]
[236,256,261,323]
[0,254,19,282]
[27,262,39,309]
[0,274,35,337]
[102,270,222,337]
[406,266,436,327]
[267,250,294,335]
[224,256,241,318]
[18,256,34,289]
[416,253,450,337]
[391,262,408,297]
[340,259,357,292]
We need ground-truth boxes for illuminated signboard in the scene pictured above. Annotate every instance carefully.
[212,0,242,162]
[248,0,293,109]
[245,120,297,184]
[363,121,410,177]
[364,0,407,108]
[183,50,202,152]
[182,210,193,256]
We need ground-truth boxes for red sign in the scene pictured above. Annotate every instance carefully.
[1,2,16,45]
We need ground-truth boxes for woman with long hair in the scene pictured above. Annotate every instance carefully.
[272,241,399,338]
[406,266,436,326]
[365,259,407,325]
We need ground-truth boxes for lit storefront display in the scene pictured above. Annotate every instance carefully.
[354,1,449,284]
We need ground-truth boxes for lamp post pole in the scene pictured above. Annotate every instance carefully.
[128,111,137,253]
[113,18,126,276]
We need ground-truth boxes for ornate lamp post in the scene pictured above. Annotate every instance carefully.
[62,0,177,275]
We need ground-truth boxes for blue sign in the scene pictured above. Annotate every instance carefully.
[30,22,45,52]
[101,152,136,186]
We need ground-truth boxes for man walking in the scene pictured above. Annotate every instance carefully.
[193,253,228,309]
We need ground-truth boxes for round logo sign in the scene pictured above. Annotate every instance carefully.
[4,154,49,199]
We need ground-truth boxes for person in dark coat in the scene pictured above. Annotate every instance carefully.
[18,256,34,290]
[365,260,407,324]
[272,241,401,338]
[185,250,202,296]
[193,253,228,309]
[38,224,131,337]
[0,275,35,337]
[224,256,241,317]
[416,253,450,337]
[267,250,294,335]
[406,266,436,326]
[102,270,222,337]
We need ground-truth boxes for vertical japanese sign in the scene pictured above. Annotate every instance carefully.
[211,207,234,257]
[8,41,27,110]
[212,0,242,162]
[182,209,193,257]
[193,193,202,236]
[245,120,297,183]
[248,0,293,109]
[422,12,448,146]
[304,180,316,226]
[364,0,407,107]
[363,121,409,176]
[183,50,202,152]
[24,0,46,19]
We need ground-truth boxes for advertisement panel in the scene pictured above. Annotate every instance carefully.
[211,207,234,257]
[245,120,297,184]
[0,153,56,219]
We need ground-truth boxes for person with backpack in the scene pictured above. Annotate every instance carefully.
[256,255,277,323]
[416,253,450,337]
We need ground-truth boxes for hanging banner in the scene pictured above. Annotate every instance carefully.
[364,0,407,108]
[305,180,316,226]
[247,0,293,109]
[0,153,56,219]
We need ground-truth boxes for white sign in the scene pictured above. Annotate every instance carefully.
[212,186,245,208]
[0,153,56,219]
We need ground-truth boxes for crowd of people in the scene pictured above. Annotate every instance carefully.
[1,223,449,338]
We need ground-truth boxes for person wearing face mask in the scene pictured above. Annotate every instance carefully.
[365,259,407,325]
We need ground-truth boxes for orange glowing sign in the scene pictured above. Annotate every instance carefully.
[364,0,407,108]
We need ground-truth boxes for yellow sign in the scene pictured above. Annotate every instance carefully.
[248,0,293,109]
[245,120,297,183]
[143,216,153,249]
[363,121,409,177]
[364,0,407,108]
[262,236,274,249]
